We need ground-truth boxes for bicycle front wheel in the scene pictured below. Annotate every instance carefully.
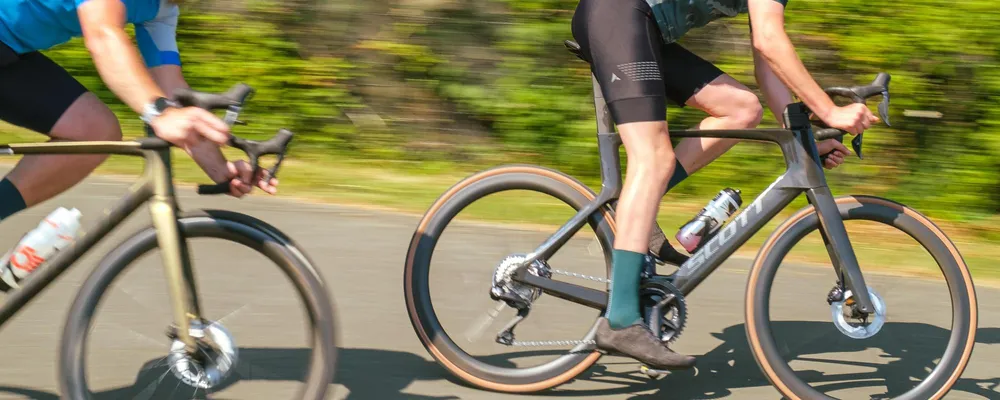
[404,165,616,393]
[60,210,337,400]
[746,195,977,400]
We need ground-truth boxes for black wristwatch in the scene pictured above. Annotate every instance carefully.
[140,97,179,124]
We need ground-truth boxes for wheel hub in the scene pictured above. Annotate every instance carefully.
[490,254,551,308]
[167,320,238,389]
[830,287,886,339]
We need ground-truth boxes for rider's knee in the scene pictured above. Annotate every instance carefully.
[636,138,677,184]
[49,93,122,142]
[729,91,764,128]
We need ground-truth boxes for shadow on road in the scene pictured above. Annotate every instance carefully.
[5,325,997,399]
[78,347,459,399]
[0,386,60,400]
[429,322,1000,399]
[620,322,1000,400]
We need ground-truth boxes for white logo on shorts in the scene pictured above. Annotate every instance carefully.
[611,73,621,82]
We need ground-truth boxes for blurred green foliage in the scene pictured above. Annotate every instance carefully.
[37,0,1000,225]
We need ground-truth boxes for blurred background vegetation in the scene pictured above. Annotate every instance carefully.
[11,0,1000,243]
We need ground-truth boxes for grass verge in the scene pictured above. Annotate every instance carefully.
[4,128,998,285]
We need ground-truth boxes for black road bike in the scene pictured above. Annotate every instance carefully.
[0,84,337,399]
[403,41,977,399]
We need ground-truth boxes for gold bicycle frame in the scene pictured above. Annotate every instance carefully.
[0,137,204,353]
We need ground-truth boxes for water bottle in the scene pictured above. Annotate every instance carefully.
[0,207,82,290]
[675,188,742,253]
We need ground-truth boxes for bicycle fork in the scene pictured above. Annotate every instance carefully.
[147,149,205,355]
[807,186,876,314]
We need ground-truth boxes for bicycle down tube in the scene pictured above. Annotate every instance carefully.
[0,138,205,351]
[513,95,876,314]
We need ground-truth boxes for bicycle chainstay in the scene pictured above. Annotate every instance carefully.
[496,268,606,348]
[497,265,688,348]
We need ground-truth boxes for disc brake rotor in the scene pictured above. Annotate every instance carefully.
[167,320,239,390]
[830,287,887,339]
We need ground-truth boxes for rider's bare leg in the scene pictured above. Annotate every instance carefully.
[3,93,121,212]
[667,75,765,189]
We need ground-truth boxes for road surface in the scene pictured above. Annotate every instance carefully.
[0,169,997,399]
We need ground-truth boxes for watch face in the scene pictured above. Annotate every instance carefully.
[154,97,172,112]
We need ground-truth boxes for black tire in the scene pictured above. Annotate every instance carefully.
[404,165,616,393]
[745,195,977,400]
[60,210,338,400]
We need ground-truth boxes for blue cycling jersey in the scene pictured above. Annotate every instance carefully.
[0,0,180,67]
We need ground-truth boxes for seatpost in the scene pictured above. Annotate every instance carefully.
[592,75,614,134]
[592,74,623,198]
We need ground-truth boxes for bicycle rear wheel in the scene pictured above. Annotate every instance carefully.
[746,196,977,399]
[60,211,337,400]
[404,165,616,393]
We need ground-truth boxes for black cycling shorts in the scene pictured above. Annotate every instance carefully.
[571,0,725,124]
[0,42,88,134]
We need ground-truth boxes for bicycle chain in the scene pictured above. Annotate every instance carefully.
[509,339,596,347]
[501,268,606,348]
[501,267,685,348]
[550,268,609,284]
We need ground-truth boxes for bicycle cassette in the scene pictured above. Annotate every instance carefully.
[490,254,551,308]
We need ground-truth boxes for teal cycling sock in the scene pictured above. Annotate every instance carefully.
[666,159,688,193]
[606,249,645,329]
[0,178,25,221]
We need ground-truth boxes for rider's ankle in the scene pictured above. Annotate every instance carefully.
[606,249,644,329]
[665,159,688,193]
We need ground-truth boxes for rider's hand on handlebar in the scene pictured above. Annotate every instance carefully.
[149,107,231,148]
[817,139,852,170]
[226,160,279,198]
[820,103,879,136]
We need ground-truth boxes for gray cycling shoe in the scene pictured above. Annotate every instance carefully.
[594,317,696,370]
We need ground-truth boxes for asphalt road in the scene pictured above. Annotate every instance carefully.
[0,169,997,399]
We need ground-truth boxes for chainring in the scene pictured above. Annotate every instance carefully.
[640,278,687,344]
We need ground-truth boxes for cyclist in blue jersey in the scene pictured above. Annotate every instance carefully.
[0,0,277,223]
[572,0,879,369]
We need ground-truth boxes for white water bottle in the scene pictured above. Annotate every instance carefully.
[0,207,82,289]
[675,188,742,253]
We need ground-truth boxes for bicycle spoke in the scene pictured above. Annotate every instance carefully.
[133,363,178,400]
[464,300,509,343]
[587,237,602,257]
[215,303,253,325]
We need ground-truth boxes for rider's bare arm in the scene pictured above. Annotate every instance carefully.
[149,65,231,182]
[748,1,860,166]
[746,0,836,119]
[752,36,850,167]
[78,0,230,149]
[149,65,275,196]
[149,65,188,97]
[748,0,877,134]
[78,1,270,196]
[751,47,793,126]
[78,0,167,116]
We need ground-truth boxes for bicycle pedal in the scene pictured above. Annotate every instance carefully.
[639,365,669,379]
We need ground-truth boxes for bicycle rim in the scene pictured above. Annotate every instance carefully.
[60,214,337,400]
[746,196,976,400]
[404,165,615,392]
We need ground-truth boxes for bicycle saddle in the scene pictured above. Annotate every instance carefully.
[564,40,586,62]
